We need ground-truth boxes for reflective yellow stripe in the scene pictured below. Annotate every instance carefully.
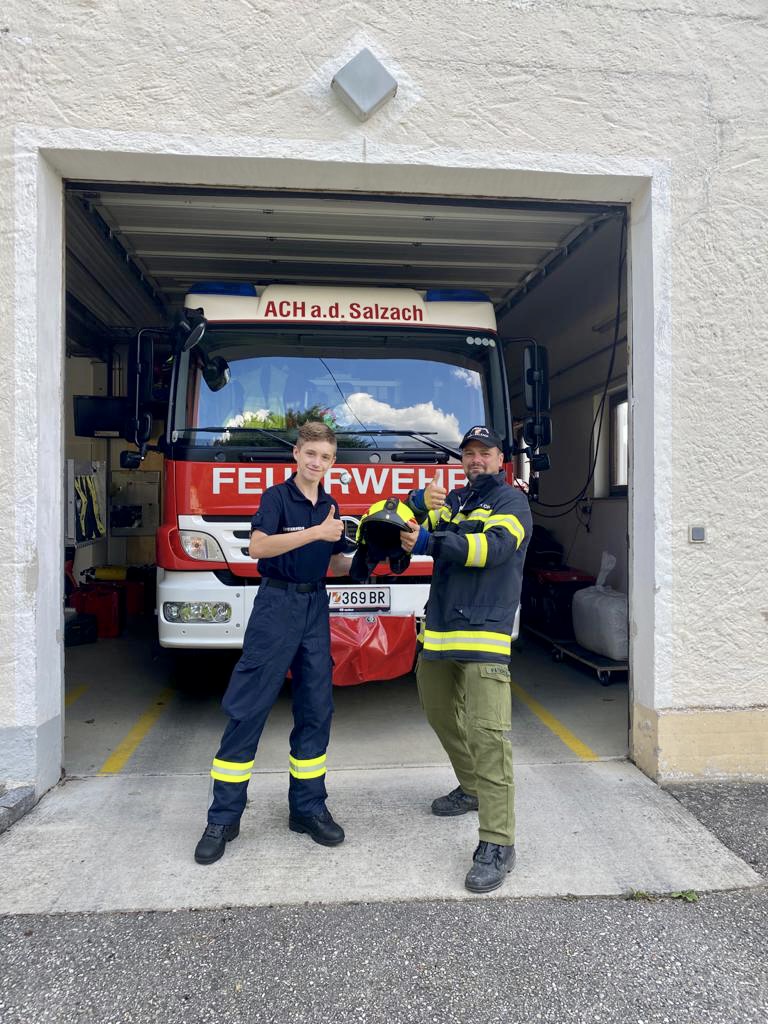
[427,505,452,529]
[484,514,525,548]
[211,770,251,783]
[464,533,488,568]
[210,756,254,785]
[465,508,491,520]
[210,756,254,784]
[289,754,326,768]
[213,757,255,771]
[423,629,511,656]
[464,534,475,566]
[289,766,327,779]
[289,752,327,780]
[426,629,510,640]
[476,534,488,566]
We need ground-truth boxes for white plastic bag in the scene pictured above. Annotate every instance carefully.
[571,552,628,661]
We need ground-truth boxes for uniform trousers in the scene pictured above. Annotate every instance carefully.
[416,657,515,845]
[207,582,333,825]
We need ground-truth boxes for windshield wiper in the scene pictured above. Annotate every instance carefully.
[334,429,461,460]
[184,426,295,450]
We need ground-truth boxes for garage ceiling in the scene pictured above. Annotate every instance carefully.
[64,184,624,345]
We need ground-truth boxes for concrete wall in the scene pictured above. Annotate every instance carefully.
[1,1,767,786]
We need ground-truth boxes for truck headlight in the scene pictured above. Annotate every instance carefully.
[178,531,226,561]
[163,601,232,623]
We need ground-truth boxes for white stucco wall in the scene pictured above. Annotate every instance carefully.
[1,1,767,787]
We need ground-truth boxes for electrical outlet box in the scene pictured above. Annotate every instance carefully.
[688,525,707,543]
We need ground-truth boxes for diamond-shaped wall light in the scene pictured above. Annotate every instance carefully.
[331,48,397,122]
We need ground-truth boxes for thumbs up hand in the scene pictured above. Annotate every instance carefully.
[316,505,344,542]
[424,471,448,510]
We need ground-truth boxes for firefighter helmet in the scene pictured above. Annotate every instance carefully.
[349,497,415,582]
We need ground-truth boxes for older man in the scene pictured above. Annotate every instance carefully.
[401,425,531,893]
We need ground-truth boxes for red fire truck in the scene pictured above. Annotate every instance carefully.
[115,283,549,685]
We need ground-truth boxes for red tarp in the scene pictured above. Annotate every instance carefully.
[330,616,417,686]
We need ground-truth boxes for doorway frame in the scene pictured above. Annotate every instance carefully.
[7,125,670,792]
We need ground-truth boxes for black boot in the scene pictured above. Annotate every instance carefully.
[194,822,240,865]
[289,809,345,846]
[431,786,479,817]
[464,841,516,893]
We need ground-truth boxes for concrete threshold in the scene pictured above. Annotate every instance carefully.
[0,761,761,915]
[0,785,36,836]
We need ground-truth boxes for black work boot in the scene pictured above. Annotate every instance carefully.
[464,841,516,893]
[194,822,240,865]
[289,809,345,846]
[431,785,479,817]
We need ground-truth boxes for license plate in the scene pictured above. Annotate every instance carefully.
[328,586,391,612]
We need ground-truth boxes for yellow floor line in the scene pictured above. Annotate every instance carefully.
[98,688,176,775]
[65,683,90,708]
[510,681,598,761]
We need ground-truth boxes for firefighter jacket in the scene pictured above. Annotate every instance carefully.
[409,471,532,663]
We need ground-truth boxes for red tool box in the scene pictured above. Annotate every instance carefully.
[69,585,125,638]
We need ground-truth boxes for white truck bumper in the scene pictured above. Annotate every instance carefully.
[157,569,431,649]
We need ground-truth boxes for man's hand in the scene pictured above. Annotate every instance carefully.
[423,471,447,511]
[399,518,419,553]
[316,506,344,542]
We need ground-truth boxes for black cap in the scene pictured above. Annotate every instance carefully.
[459,425,503,450]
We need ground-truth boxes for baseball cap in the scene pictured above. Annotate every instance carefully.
[459,425,503,450]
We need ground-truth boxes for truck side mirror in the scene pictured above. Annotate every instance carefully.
[529,452,551,472]
[203,356,231,392]
[524,344,550,412]
[178,308,208,352]
[523,415,552,447]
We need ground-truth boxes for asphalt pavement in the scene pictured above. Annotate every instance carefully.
[1,781,766,1024]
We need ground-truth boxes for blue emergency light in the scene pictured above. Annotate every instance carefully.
[425,289,491,302]
[188,282,258,296]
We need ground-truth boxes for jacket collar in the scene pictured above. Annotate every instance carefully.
[462,470,505,500]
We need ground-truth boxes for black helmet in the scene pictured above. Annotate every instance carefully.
[349,497,415,582]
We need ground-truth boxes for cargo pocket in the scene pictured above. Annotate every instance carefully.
[469,663,512,730]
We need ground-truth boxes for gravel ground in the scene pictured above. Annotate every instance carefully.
[1,782,766,1024]
[665,782,768,877]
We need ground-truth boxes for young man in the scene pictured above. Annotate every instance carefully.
[194,421,352,865]
[400,425,532,893]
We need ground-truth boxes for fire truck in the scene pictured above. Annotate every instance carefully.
[111,283,550,685]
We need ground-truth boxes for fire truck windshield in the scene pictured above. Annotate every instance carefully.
[174,327,508,450]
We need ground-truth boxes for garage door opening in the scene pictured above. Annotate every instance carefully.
[62,185,630,784]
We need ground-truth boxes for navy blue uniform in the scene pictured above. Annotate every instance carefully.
[207,474,349,825]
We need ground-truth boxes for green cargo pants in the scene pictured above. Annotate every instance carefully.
[416,657,514,846]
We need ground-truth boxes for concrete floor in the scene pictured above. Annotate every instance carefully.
[63,624,629,778]
[0,622,755,915]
